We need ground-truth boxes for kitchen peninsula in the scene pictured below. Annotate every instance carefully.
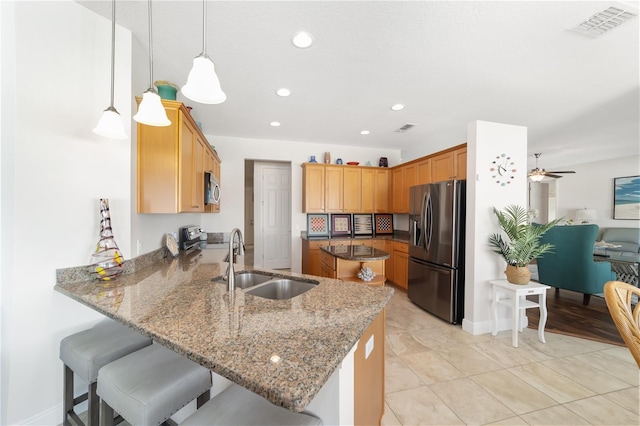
[54,248,393,424]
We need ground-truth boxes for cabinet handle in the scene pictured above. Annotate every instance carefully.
[192,205,200,208]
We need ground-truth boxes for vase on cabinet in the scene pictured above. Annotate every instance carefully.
[89,198,124,280]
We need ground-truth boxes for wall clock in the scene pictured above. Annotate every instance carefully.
[490,154,516,186]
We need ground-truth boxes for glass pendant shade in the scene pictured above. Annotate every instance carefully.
[529,174,545,182]
[133,89,171,126]
[182,55,227,104]
[93,107,127,139]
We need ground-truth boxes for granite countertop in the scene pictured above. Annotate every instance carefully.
[320,245,390,261]
[54,249,393,412]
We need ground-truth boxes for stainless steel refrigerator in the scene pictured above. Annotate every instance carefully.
[408,180,466,324]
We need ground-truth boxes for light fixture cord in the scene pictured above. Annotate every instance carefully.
[201,0,207,55]
[148,0,154,88]
[109,0,116,107]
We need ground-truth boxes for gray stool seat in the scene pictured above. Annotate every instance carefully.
[181,384,322,426]
[60,318,152,426]
[97,343,212,426]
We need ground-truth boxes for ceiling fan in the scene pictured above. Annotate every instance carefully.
[529,153,576,181]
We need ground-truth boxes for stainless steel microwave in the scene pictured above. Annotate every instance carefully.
[204,171,220,205]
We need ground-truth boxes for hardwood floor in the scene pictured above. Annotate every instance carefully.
[527,288,625,346]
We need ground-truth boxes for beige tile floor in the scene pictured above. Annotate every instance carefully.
[382,290,640,426]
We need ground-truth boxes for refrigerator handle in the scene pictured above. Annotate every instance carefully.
[425,191,433,251]
[418,191,427,248]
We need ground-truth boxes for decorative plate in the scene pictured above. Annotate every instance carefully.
[307,214,330,238]
[374,214,394,235]
[166,233,179,257]
[331,214,352,237]
[346,162,359,165]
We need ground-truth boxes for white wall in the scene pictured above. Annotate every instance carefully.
[463,121,528,335]
[553,155,640,230]
[201,136,401,272]
[1,2,132,424]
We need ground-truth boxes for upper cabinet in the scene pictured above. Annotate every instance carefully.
[137,99,221,214]
[301,164,390,213]
[391,163,416,213]
[431,146,467,182]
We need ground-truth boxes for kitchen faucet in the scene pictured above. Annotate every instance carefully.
[225,228,245,292]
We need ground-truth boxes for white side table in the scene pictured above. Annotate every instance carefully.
[490,279,550,347]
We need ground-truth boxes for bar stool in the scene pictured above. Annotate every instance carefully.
[59,318,152,426]
[181,383,322,426]
[97,343,212,426]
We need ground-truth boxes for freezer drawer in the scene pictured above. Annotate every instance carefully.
[408,258,462,324]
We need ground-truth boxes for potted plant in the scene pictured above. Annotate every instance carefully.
[488,204,561,284]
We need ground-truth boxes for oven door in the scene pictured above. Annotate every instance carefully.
[204,172,221,205]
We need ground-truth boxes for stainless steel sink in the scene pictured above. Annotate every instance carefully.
[245,279,317,300]
[232,271,275,289]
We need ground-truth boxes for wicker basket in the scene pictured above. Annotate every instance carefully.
[505,265,531,285]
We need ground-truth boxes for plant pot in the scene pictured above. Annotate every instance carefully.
[504,265,531,285]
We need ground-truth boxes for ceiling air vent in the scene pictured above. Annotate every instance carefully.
[394,123,419,133]
[571,5,637,37]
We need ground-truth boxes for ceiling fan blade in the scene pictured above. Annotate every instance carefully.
[546,170,575,174]
[544,173,564,178]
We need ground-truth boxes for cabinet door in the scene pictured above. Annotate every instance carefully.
[302,164,325,212]
[417,158,432,185]
[179,119,197,212]
[194,136,205,211]
[343,167,362,212]
[394,250,409,290]
[325,166,344,212]
[354,310,385,426]
[454,147,467,180]
[137,104,180,213]
[403,164,417,213]
[392,167,404,213]
[361,169,375,213]
[385,240,395,283]
[374,169,389,213]
[431,152,454,182]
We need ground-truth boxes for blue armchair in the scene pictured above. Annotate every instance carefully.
[536,224,616,305]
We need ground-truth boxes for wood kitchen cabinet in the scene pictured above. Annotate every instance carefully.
[325,166,344,213]
[355,309,385,426]
[431,145,467,182]
[301,164,390,213]
[137,98,221,214]
[302,164,325,212]
[204,148,221,213]
[385,240,394,284]
[417,158,432,185]
[343,166,362,212]
[393,242,409,290]
[302,239,326,277]
[392,164,416,213]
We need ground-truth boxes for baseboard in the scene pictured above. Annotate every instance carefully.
[20,402,61,426]
[462,315,529,336]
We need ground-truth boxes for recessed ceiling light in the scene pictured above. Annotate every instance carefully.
[292,31,313,48]
[360,130,370,135]
[276,88,291,97]
[270,121,281,127]
[390,104,405,111]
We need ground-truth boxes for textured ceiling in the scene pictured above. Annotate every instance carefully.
[78,1,639,169]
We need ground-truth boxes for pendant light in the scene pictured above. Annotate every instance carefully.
[93,0,127,139]
[181,0,226,104]
[133,0,170,126]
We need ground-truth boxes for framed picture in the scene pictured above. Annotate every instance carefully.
[374,214,394,235]
[613,175,640,220]
[331,214,352,237]
[307,214,330,238]
[353,214,373,236]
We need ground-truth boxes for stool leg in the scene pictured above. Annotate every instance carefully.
[88,381,99,426]
[99,400,114,426]
[63,365,74,426]
[196,389,210,409]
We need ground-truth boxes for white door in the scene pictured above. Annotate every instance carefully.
[254,162,291,269]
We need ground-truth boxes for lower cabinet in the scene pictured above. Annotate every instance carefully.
[302,239,325,276]
[354,309,385,425]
